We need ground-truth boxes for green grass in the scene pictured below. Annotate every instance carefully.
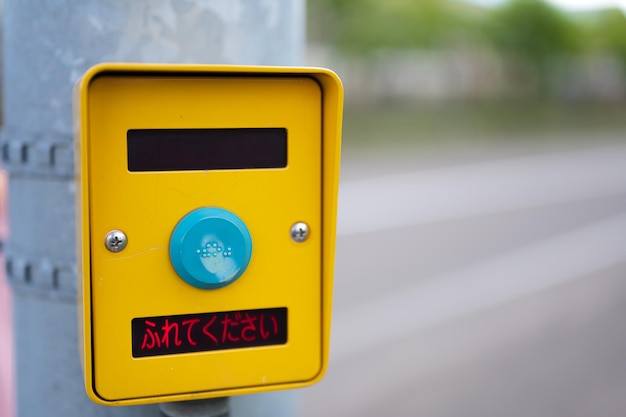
[342,101,626,149]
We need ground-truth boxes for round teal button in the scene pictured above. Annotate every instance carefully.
[169,207,252,289]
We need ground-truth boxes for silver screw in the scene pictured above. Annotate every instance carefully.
[290,222,310,243]
[105,230,128,252]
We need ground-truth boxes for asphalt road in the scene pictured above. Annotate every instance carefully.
[2,138,625,417]
[301,138,626,417]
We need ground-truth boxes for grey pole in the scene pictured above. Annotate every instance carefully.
[2,1,304,416]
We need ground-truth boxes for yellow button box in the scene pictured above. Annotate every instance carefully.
[74,63,342,405]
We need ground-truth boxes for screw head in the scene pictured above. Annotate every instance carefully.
[290,222,310,243]
[105,230,128,253]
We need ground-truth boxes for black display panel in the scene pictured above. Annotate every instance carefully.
[132,307,288,358]
[127,128,287,171]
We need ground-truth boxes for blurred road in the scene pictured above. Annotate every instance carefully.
[2,139,625,417]
[302,139,626,417]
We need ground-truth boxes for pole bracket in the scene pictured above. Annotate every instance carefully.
[0,130,74,179]
[5,251,76,301]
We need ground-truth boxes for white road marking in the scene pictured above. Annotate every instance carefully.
[338,144,626,236]
[331,209,626,362]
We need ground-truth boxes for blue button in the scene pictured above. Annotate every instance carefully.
[169,207,252,289]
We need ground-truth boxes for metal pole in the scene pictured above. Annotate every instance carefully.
[2,1,304,416]
[160,398,229,417]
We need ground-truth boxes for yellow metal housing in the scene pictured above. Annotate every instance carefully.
[74,63,342,405]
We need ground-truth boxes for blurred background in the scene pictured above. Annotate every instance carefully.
[301,0,626,416]
[1,0,626,416]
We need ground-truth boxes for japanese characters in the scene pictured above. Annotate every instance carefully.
[132,308,288,357]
